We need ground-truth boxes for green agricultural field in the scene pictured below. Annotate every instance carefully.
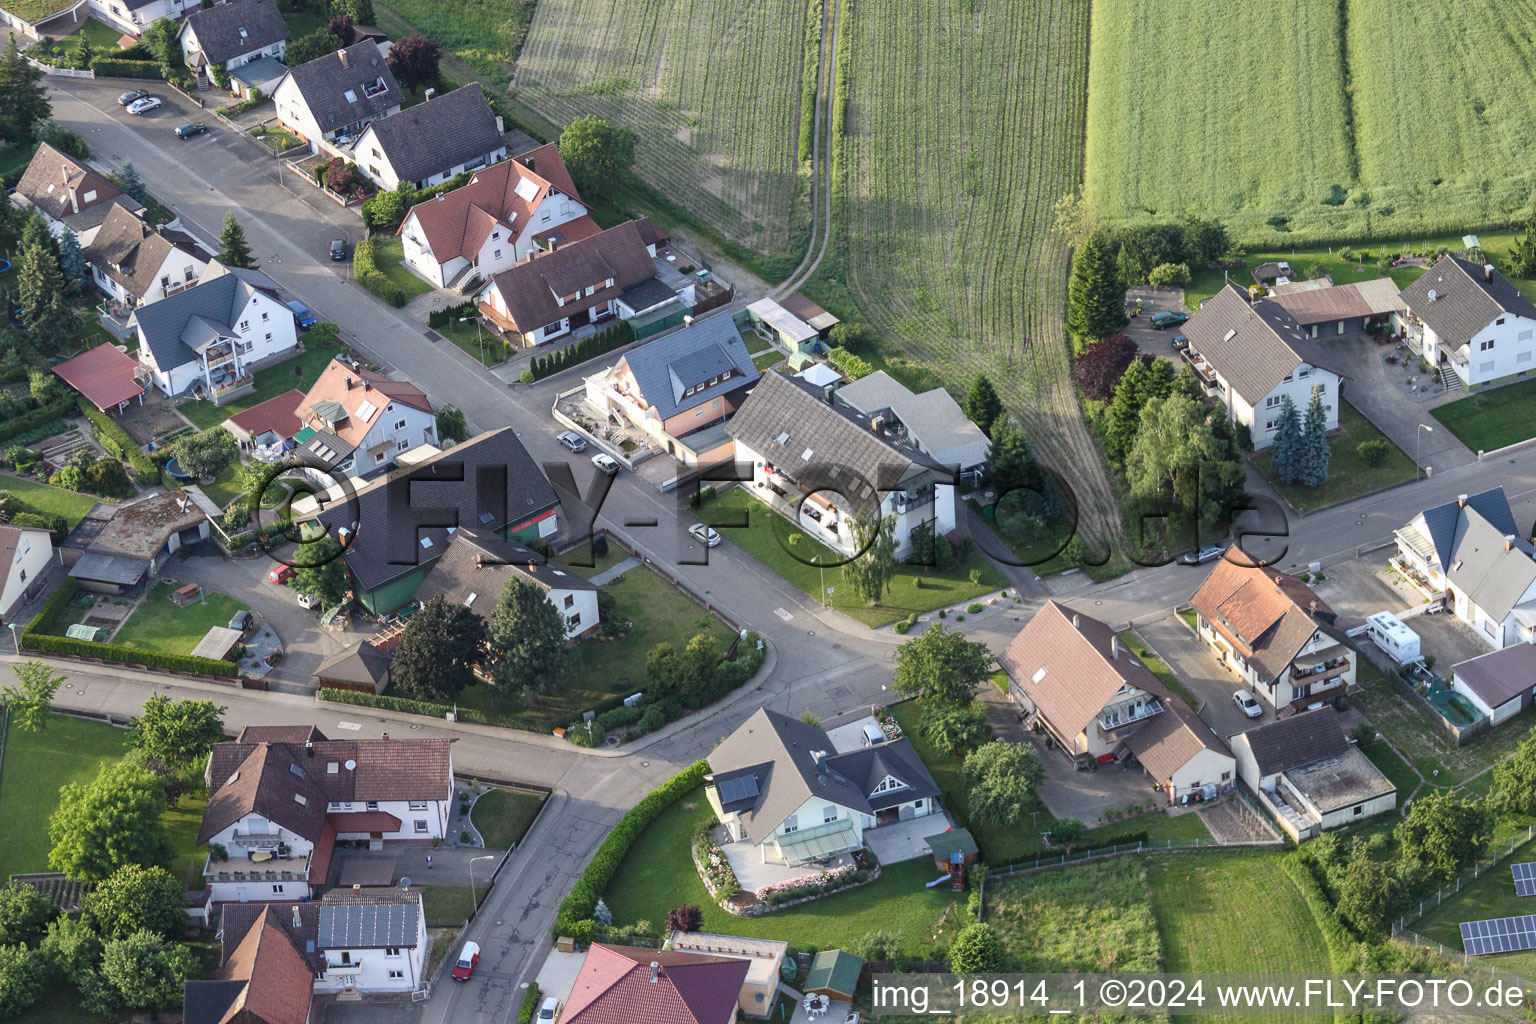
[513,0,807,252]
[1087,0,1536,246]
[839,0,1123,547]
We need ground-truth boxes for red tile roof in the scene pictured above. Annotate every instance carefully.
[212,907,315,1024]
[298,359,431,449]
[561,944,749,1024]
[1189,559,1344,680]
[51,344,144,412]
[225,389,305,441]
[327,810,402,833]
[399,144,584,263]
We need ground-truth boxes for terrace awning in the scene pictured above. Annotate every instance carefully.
[777,818,858,865]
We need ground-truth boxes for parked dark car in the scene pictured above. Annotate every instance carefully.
[174,122,207,140]
[1172,333,1190,351]
[228,610,253,633]
[329,239,347,261]
[286,300,316,331]
[1150,311,1190,330]
[118,89,150,106]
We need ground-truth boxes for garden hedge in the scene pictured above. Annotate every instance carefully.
[826,346,873,380]
[0,397,76,444]
[318,687,492,725]
[77,399,160,483]
[21,578,238,677]
[91,59,162,79]
[552,760,709,941]
[353,238,406,307]
[25,577,79,636]
[428,302,476,329]
[526,322,635,381]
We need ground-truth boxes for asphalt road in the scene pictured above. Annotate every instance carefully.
[41,75,1536,1024]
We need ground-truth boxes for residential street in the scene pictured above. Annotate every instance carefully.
[37,74,1536,1024]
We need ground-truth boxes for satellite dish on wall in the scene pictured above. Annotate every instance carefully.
[344,759,357,770]
[399,876,412,890]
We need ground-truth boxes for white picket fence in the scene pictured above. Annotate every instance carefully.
[25,56,94,78]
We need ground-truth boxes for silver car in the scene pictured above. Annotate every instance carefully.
[591,453,619,475]
[689,523,721,548]
[1233,690,1263,719]
[557,431,588,453]
[126,96,163,115]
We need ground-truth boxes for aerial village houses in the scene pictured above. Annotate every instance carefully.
[997,601,1234,799]
[129,263,297,400]
[310,428,560,614]
[1393,488,1536,649]
[273,40,403,149]
[352,83,509,192]
[1230,712,1396,842]
[561,945,751,1024]
[704,708,942,867]
[725,371,958,560]
[12,143,141,237]
[397,144,598,288]
[82,201,210,311]
[1189,558,1356,712]
[581,313,760,465]
[177,0,290,93]
[413,527,600,639]
[474,218,681,346]
[291,358,437,480]
[90,0,197,37]
[196,727,455,905]
[835,370,992,487]
[1396,255,1536,392]
[1178,284,1349,449]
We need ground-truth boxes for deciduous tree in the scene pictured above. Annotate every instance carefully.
[98,930,197,1012]
[1065,230,1127,345]
[844,512,896,606]
[559,115,638,197]
[1394,791,1492,884]
[919,701,990,757]
[140,18,181,66]
[892,624,991,708]
[961,740,1043,827]
[1330,843,1408,936]
[216,212,257,269]
[1,661,65,733]
[0,882,55,947]
[1489,728,1536,818]
[131,695,226,773]
[385,32,441,93]
[665,905,702,934]
[828,322,878,354]
[436,405,467,443]
[1147,261,1191,287]
[39,915,103,983]
[48,753,173,880]
[1070,334,1138,401]
[169,428,237,480]
[328,0,374,26]
[285,28,343,67]
[0,945,45,1020]
[327,12,357,45]
[489,578,570,695]
[963,374,1002,435]
[83,865,185,938]
[1506,215,1536,280]
[393,596,487,701]
[291,535,350,610]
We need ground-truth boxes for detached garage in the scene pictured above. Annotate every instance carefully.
[1451,643,1536,726]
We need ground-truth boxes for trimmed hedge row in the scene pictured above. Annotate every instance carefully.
[0,397,77,444]
[318,687,492,725]
[25,576,79,635]
[553,760,710,942]
[92,59,161,79]
[428,302,475,329]
[77,399,160,484]
[354,238,406,307]
[22,631,239,677]
[527,322,636,382]
[826,346,872,380]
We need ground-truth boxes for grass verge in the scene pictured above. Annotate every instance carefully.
[0,473,102,528]
[370,236,434,302]
[1251,400,1417,513]
[470,788,545,849]
[1432,377,1536,453]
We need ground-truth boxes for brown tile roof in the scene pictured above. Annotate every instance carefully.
[209,906,315,1024]
[236,726,330,744]
[297,359,430,450]
[80,201,204,303]
[480,220,658,334]
[562,944,750,1024]
[200,737,453,843]
[225,389,305,442]
[15,143,129,225]
[1268,277,1405,326]
[412,526,593,616]
[1181,284,1354,404]
[1125,705,1230,782]
[535,214,603,248]
[327,810,401,833]
[1189,559,1344,681]
[52,343,145,412]
[398,143,584,263]
[997,601,1169,742]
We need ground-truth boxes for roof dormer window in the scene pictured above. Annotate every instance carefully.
[344,89,358,103]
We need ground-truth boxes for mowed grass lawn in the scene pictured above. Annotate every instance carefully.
[696,488,1005,627]
[1252,400,1416,512]
[1148,850,1334,1024]
[603,786,962,957]
[370,237,434,303]
[0,713,206,884]
[1415,838,1536,978]
[113,582,249,656]
[0,474,102,528]
[179,339,345,430]
[1432,379,1536,453]
[439,557,734,733]
[471,788,545,849]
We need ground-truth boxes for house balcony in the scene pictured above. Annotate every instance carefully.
[1289,655,1350,687]
[209,375,255,405]
[1180,348,1219,387]
[202,849,312,883]
[325,961,364,976]
[1098,696,1164,735]
[1388,552,1444,602]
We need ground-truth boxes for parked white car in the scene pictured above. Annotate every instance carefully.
[297,592,319,610]
[689,523,721,548]
[591,453,619,475]
[126,96,163,115]
[1233,690,1263,719]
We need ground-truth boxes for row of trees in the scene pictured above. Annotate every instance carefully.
[0,675,227,1018]
[1268,387,1331,488]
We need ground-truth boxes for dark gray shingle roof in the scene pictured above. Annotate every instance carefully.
[619,315,758,421]
[359,83,503,184]
[129,273,276,374]
[180,0,289,64]
[1417,488,1517,569]
[1400,256,1536,347]
[1238,711,1348,776]
[1182,284,1353,404]
[282,40,402,132]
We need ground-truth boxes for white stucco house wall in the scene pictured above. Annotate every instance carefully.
[0,526,53,624]
[92,0,195,37]
[1397,255,1536,391]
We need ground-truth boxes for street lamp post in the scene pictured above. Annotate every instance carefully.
[1417,424,1433,480]
[4,622,15,654]
[467,854,497,911]
[459,316,485,366]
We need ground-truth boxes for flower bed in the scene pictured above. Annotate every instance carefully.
[694,838,882,918]
[692,826,742,902]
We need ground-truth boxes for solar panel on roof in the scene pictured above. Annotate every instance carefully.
[1513,862,1536,897]
[1460,914,1536,956]
[717,775,759,804]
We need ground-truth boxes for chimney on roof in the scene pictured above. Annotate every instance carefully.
[345,375,354,390]
[495,115,504,134]
[475,554,484,568]
[353,884,361,892]
[381,732,389,740]
[364,381,371,392]
[305,741,314,758]
[1110,634,1119,659]
[1507,534,1517,552]
[292,907,301,929]
[1458,493,1469,507]
[683,315,693,327]
[1310,599,1317,613]
[1487,263,1495,282]
[1071,613,1080,629]
[338,47,348,67]
[650,962,660,984]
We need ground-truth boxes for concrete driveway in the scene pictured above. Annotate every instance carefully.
[863,810,953,865]
[1123,285,1189,363]
[1133,614,1265,744]
[1305,557,1411,628]
[1327,334,1475,475]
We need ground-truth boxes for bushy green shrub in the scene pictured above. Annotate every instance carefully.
[91,59,162,79]
[894,621,910,634]
[1356,439,1391,467]
[353,238,406,306]
[826,347,873,380]
[526,322,636,381]
[77,399,159,483]
[517,983,542,1024]
[0,396,76,444]
[552,761,708,939]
